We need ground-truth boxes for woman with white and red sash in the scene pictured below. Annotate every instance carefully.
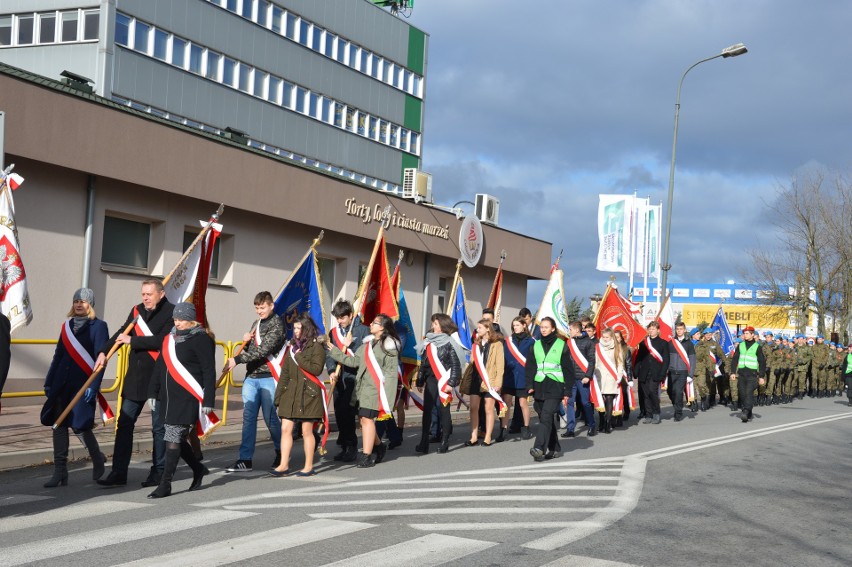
[461,320,506,447]
[501,316,535,440]
[146,302,214,498]
[41,288,109,487]
[595,329,626,434]
[414,313,464,454]
[327,313,400,468]
[272,314,327,476]
[613,329,636,426]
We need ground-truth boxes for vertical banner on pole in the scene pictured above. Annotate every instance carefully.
[596,195,634,273]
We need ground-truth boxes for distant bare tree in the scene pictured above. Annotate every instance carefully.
[745,170,848,335]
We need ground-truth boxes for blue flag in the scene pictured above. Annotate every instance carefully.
[395,286,418,364]
[451,277,472,357]
[274,249,326,339]
[711,306,735,356]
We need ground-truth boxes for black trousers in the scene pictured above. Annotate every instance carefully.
[420,378,452,445]
[640,379,661,415]
[112,398,164,476]
[737,370,759,412]
[533,398,561,453]
[667,371,687,416]
[334,378,358,448]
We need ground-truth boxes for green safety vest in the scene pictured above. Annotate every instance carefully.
[738,341,759,370]
[534,339,565,383]
[846,353,852,370]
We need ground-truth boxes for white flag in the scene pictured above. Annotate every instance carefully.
[164,219,222,312]
[596,195,634,272]
[534,269,571,336]
[0,184,33,333]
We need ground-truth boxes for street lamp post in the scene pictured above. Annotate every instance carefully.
[659,43,748,296]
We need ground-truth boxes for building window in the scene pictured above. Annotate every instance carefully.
[281,81,292,107]
[298,20,309,46]
[0,16,12,46]
[222,57,236,86]
[114,13,129,46]
[153,28,168,60]
[379,121,388,144]
[321,98,332,123]
[309,93,320,118]
[39,13,56,43]
[334,103,344,127]
[267,75,280,103]
[188,44,203,74]
[400,128,409,151]
[324,33,335,57]
[172,37,187,68]
[17,15,35,45]
[357,112,366,136]
[410,132,420,154]
[254,70,266,98]
[183,231,221,282]
[295,87,306,113]
[226,0,238,11]
[132,19,149,51]
[238,63,251,92]
[346,108,355,131]
[270,5,282,33]
[349,46,360,70]
[83,9,98,41]
[256,1,268,27]
[312,27,322,52]
[241,0,253,20]
[437,277,449,314]
[206,50,221,80]
[336,39,347,64]
[102,216,150,270]
[284,12,296,39]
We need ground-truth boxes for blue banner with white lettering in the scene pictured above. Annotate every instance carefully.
[274,249,326,339]
[451,277,472,358]
[711,306,736,355]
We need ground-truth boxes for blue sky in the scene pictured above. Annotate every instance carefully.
[401,0,852,306]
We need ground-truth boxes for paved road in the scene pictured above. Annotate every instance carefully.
[1,397,850,566]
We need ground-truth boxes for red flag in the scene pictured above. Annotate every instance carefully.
[358,233,399,323]
[164,219,221,328]
[486,261,503,322]
[594,284,647,349]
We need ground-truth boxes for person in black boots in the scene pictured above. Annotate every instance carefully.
[526,317,574,462]
[502,317,535,440]
[325,300,371,463]
[415,314,464,454]
[667,322,696,422]
[729,326,766,423]
[41,288,109,487]
[634,321,670,424]
[97,279,174,487]
[563,320,597,437]
[146,302,215,498]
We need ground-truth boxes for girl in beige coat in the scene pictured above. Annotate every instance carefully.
[595,328,625,434]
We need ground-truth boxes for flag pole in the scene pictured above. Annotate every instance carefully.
[216,231,324,389]
[52,204,225,430]
[446,259,463,315]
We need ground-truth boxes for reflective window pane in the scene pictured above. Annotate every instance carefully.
[267,75,280,103]
[295,87,306,112]
[83,10,98,40]
[271,6,282,33]
[189,44,203,73]
[334,103,344,127]
[312,27,322,51]
[222,57,236,86]
[254,71,266,98]
[238,64,251,92]
[324,33,335,57]
[206,50,221,80]
[171,37,187,67]
[17,15,34,45]
[285,13,296,39]
[153,28,168,60]
[336,40,347,63]
[299,20,309,46]
[102,216,150,269]
[281,81,292,107]
[40,14,56,43]
[309,93,319,117]
[241,0,253,19]
[114,13,129,46]
[0,16,11,46]
[133,20,149,51]
[62,11,79,42]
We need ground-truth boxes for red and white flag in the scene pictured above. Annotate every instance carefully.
[486,258,504,323]
[357,231,399,323]
[164,218,222,327]
[0,170,33,334]
[97,393,115,425]
[593,284,647,348]
[657,295,675,341]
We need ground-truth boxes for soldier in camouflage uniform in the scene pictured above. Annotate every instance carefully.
[705,328,726,408]
[781,338,796,403]
[767,336,784,404]
[693,329,711,411]
[830,343,845,397]
[758,332,775,406]
[792,335,812,400]
[725,339,740,410]
[811,335,830,397]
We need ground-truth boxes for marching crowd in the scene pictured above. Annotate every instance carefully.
[36,280,852,496]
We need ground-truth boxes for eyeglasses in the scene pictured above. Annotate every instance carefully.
[370,321,381,326]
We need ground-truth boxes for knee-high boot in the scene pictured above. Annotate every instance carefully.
[77,429,106,480]
[45,427,70,487]
[148,443,180,499]
[180,440,208,491]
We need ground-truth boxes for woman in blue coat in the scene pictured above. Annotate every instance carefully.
[41,288,109,487]
[501,316,535,440]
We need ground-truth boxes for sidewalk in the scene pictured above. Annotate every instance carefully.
[0,397,473,471]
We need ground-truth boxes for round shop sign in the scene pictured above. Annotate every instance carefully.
[459,214,484,268]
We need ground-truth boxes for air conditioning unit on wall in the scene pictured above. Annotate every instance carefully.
[402,168,433,203]
[475,193,500,225]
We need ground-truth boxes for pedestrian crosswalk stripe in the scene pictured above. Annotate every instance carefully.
[0,510,256,566]
[322,533,496,566]
[409,522,601,531]
[311,506,608,520]
[112,519,374,567]
[0,494,52,507]
[0,500,151,534]
[540,553,643,566]
[345,476,621,485]
[224,494,629,509]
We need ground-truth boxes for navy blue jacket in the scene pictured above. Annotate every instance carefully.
[503,334,534,390]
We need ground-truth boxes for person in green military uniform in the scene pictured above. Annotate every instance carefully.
[810,335,830,397]
[725,338,740,411]
[781,338,796,403]
[693,328,711,411]
[832,343,846,397]
[792,334,812,400]
[758,331,775,406]
[767,335,785,404]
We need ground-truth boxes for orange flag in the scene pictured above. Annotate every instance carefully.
[358,232,399,323]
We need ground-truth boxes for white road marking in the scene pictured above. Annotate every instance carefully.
[0,500,151,533]
[113,519,374,566]
[225,494,628,509]
[0,494,52,506]
[321,533,496,566]
[0,510,256,566]
[540,554,643,566]
[311,506,608,519]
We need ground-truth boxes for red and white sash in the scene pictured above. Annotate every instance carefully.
[133,306,159,361]
[709,351,722,377]
[60,320,114,423]
[254,321,286,382]
[472,344,507,415]
[289,348,329,449]
[672,338,691,372]
[364,340,393,420]
[685,379,696,403]
[330,327,355,356]
[568,338,589,373]
[506,337,527,366]
[645,337,664,363]
[613,386,624,416]
[591,344,621,412]
[162,334,220,439]
[426,343,452,406]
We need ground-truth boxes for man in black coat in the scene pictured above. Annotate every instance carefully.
[0,314,10,415]
[667,322,696,422]
[634,321,670,424]
[563,320,598,437]
[97,279,175,487]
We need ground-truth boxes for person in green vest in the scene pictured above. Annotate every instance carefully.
[729,326,767,423]
[525,317,574,462]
